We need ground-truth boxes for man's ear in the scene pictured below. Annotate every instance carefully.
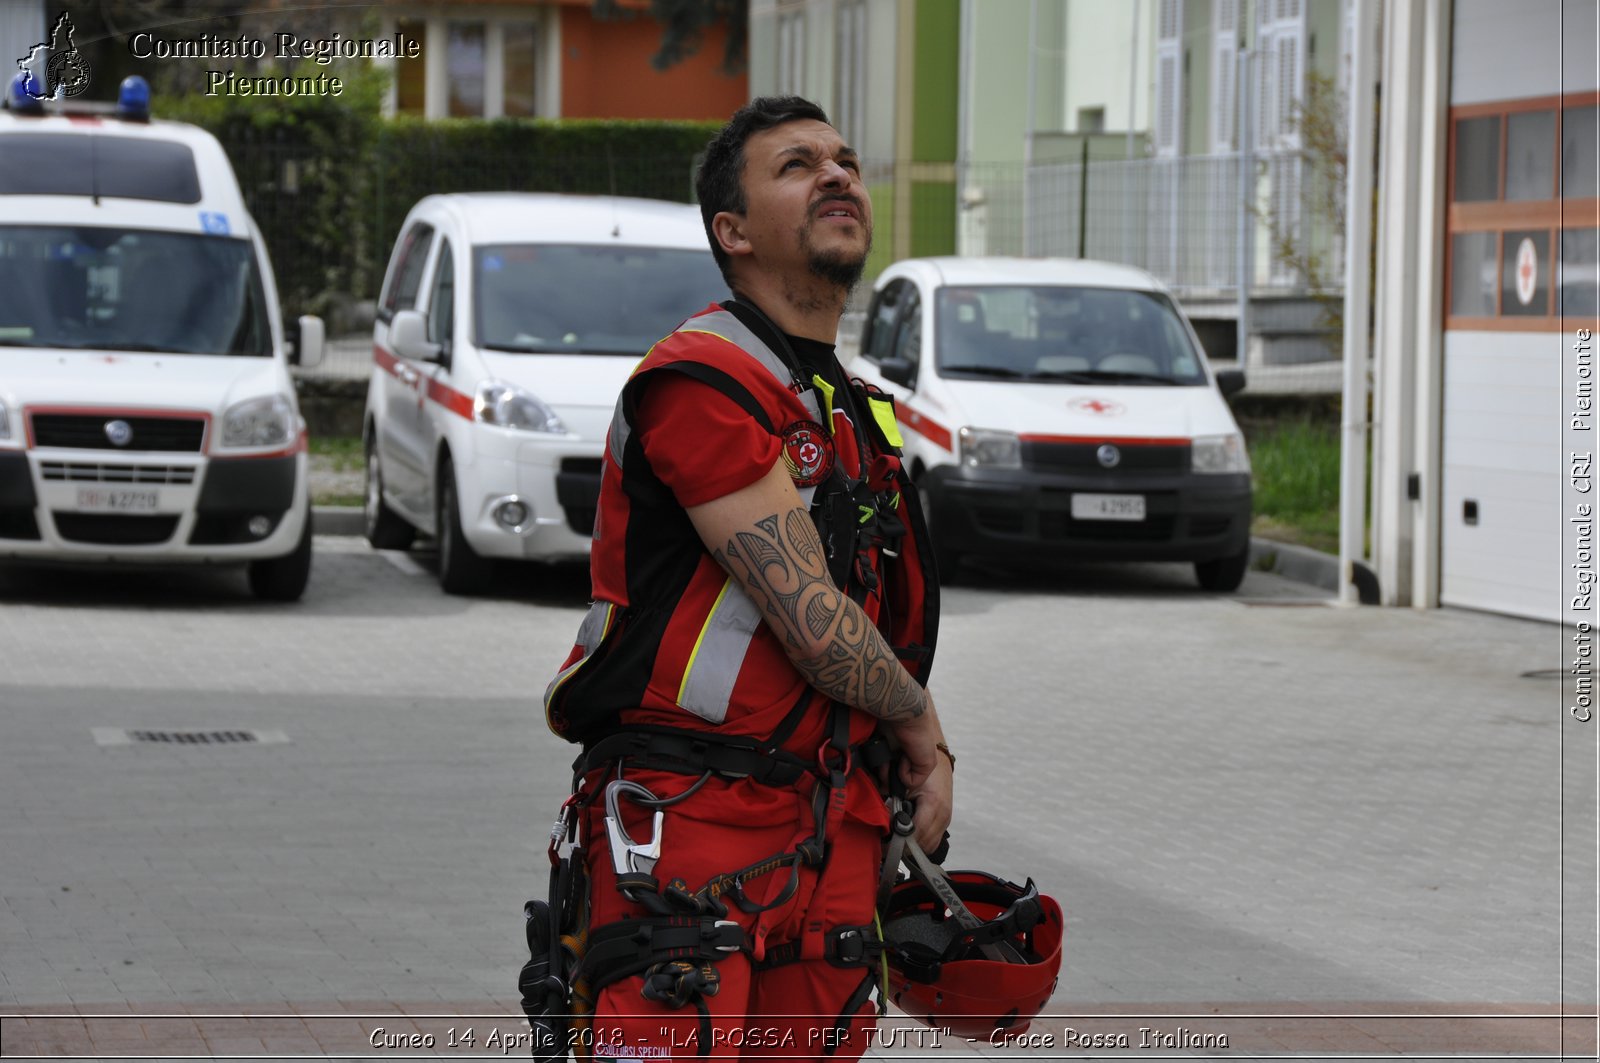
[711,211,751,259]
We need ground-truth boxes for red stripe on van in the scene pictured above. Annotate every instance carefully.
[896,404,953,451]
[373,344,476,421]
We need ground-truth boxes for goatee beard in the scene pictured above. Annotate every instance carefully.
[807,248,868,292]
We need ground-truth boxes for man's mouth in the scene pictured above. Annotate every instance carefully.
[814,199,860,221]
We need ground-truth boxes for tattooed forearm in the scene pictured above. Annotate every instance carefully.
[717,507,926,723]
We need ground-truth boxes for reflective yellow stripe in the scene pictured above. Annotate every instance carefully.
[868,395,904,448]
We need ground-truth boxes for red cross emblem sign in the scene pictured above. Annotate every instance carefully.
[1069,397,1126,417]
[1515,238,1538,307]
[781,420,835,487]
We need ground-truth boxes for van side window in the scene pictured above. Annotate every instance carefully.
[381,222,435,319]
[861,280,905,363]
[891,287,922,367]
[427,241,454,347]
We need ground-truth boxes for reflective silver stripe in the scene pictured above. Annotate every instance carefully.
[676,577,763,723]
[542,601,615,713]
[678,310,795,388]
[607,400,628,467]
[610,311,822,472]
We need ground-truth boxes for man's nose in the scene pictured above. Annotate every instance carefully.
[818,160,852,187]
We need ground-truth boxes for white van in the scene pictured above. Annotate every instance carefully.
[0,76,326,600]
[363,193,726,593]
[850,257,1253,591]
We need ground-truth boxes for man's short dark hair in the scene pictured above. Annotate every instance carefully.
[696,96,832,283]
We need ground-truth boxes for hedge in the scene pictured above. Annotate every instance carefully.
[163,67,720,324]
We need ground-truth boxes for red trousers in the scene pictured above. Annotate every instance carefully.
[578,769,886,1061]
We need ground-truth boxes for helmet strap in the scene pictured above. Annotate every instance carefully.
[883,795,1027,965]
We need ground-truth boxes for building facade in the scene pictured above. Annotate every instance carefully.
[373,0,745,120]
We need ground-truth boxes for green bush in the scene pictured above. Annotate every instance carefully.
[163,72,720,323]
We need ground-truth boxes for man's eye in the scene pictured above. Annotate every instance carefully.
[783,159,806,171]
[840,160,860,173]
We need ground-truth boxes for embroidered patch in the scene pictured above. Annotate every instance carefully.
[781,419,835,487]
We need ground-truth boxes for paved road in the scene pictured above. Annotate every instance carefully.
[0,540,1593,1060]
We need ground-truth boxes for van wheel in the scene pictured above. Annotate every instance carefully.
[1195,545,1250,593]
[364,440,415,550]
[916,473,963,585]
[248,509,313,602]
[437,461,493,596]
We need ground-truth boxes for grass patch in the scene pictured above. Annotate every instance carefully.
[1245,417,1342,555]
[309,434,363,472]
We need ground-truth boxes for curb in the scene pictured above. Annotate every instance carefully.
[1249,536,1339,593]
[312,507,1348,596]
[312,506,365,537]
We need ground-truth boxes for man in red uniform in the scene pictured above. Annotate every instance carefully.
[542,96,951,1060]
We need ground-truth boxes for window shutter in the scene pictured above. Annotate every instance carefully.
[1212,0,1238,153]
[1276,29,1301,145]
[1155,0,1183,157]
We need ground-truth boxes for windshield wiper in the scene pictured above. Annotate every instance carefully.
[1028,369,1181,386]
[482,341,561,353]
[940,363,1026,378]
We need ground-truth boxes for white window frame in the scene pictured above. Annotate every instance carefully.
[834,0,866,148]
[777,6,806,97]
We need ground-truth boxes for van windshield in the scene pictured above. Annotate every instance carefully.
[936,285,1207,386]
[474,244,726,356]
[0,226,271,356]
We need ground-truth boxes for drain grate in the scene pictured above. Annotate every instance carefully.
[92,728,289,747]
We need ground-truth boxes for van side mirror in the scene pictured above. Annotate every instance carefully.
[880,357,916,388]
[390,309,441,362]
[294,315,325,369]
[1215,368,1246,397]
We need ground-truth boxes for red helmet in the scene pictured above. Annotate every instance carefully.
[881,869,1063,1039]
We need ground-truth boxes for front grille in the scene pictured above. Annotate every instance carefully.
[51,512,179,545]
[558,457,604,537]
[1023,441,1189,475]
[1039,512,1178,543]
[40,461,197,485]
[0,507,40,540]
[1189,515,1233,538]
[31,414,206,453]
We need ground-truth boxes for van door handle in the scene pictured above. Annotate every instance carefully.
[396,365,418,385]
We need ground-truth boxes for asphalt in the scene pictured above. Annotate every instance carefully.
[0,533,1592,1061]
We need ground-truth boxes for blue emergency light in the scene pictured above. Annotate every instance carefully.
[6,71,44,114]
[117,76,150,121]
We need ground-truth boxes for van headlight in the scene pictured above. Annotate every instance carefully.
[476,381,567,434]
[1191,432,1250,474]
[958,427,1021,469]
[0,402,10,442]
[221,394,295,449]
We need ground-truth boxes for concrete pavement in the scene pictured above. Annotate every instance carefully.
[0,537,1593,1059]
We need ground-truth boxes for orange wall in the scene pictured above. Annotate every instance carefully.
[559,6,746,120]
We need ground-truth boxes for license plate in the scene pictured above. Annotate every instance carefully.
[1071,493,1146,521]
[76,487,159,513]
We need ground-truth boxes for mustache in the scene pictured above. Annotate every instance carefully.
[808,194,865,219]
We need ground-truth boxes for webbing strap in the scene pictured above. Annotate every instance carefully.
[579,916,745,992]
[575,726,815,788]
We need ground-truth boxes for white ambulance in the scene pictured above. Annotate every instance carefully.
[0,75,326,600]
[363,193,726,594]
[850,257,1254,591]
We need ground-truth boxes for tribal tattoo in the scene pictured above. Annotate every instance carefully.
[715,508,926,723]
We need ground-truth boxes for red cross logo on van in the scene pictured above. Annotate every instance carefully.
[1069,397,1125,416]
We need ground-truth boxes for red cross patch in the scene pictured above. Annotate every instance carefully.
[781,420,835,487]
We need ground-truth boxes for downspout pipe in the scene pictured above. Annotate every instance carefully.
[1338,0,1378,605]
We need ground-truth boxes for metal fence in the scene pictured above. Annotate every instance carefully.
[861,150,1341,302]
